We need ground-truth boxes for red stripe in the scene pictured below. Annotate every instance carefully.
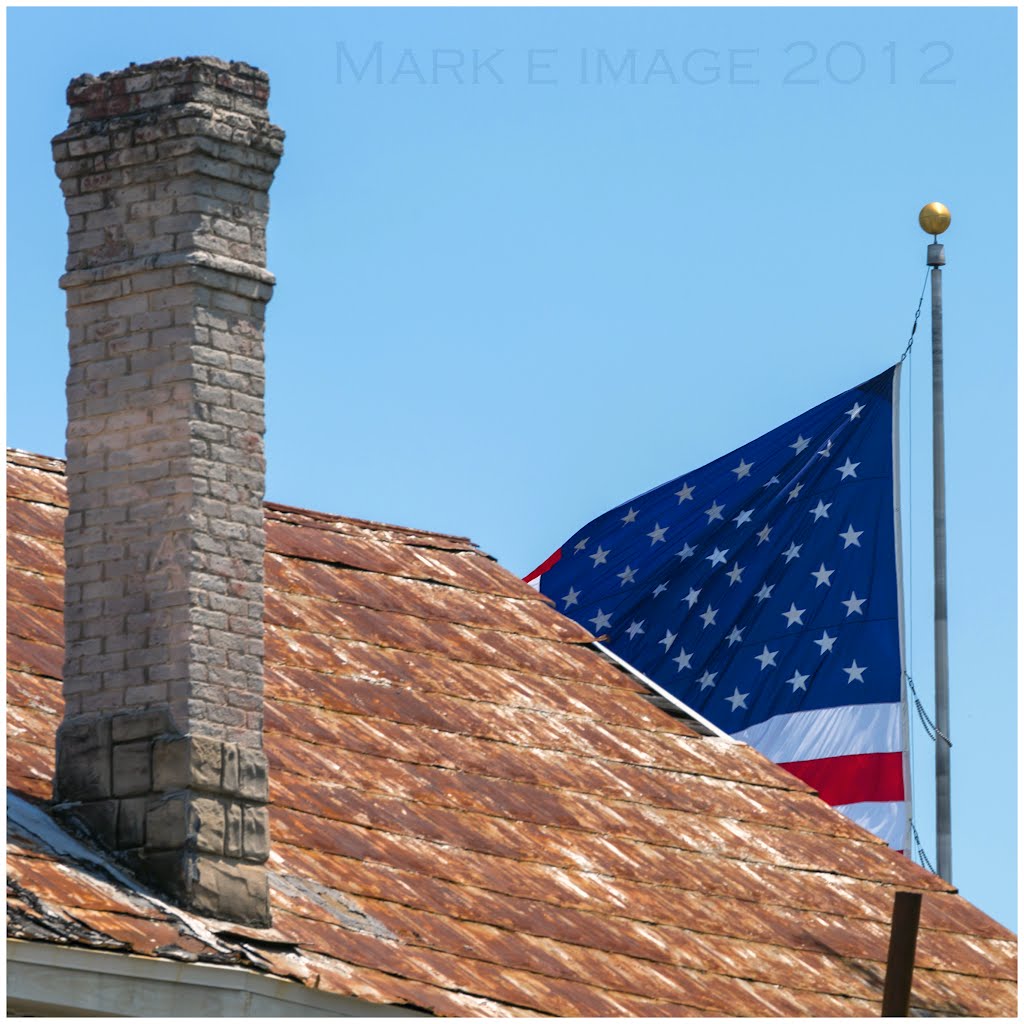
[779,751,905,807]
[523,548,561,584]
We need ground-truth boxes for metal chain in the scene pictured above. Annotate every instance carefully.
[911,820,937,874]
[907,674,952,747]
[900,269,930,362]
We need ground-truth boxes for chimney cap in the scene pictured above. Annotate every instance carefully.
[68,54,268,91]
[64,55,272,125]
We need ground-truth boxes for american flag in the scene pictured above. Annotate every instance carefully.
[526,366,909,850]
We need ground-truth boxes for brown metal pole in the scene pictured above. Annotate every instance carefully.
[881,891,923,1016]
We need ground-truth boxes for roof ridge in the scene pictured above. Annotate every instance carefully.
[265,501,477,548]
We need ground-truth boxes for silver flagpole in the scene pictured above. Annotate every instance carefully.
[919,201,952,882]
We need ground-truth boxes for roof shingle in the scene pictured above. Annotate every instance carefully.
[6,448,1016,1016]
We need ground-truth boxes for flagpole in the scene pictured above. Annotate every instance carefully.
[919,201,952,883]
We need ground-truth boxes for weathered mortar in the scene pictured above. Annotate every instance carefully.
[52,56,284,926]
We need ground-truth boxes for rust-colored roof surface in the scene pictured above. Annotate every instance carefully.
[7,448,1017,1016]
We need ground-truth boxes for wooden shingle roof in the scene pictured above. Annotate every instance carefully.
[7,449,1017,1016]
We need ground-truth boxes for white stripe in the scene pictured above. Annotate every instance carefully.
[729,702,902,763]
[834,799,906,850]
[527,577,540,591]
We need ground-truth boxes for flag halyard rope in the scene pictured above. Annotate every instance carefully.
[907,673,952,747]
[911,819,938,875]
[900,269,930,363]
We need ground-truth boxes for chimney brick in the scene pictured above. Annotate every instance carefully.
[52,57,284,926]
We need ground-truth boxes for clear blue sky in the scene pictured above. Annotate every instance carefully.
[6,6,1017,930]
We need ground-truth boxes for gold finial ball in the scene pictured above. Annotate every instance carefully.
[919,202,951,236]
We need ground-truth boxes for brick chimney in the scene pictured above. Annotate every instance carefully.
[51,57,284,926]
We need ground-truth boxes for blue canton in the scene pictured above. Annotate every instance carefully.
[534,368,901,733]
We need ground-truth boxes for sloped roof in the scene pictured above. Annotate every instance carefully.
[7,449,1017,1016]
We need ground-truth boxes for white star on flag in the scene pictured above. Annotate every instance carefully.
[814,631,836,655]
[787,670,809,692]
[811,563,835,588]
[836,457,860,480]
[810,500,832,521]
[782,603,805,627]
[843,660,867,683]
[647,523,668,544]
[726,688,749,711]
[706,547,728,567]
[673,647,693,671]
[839,524,863,548]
